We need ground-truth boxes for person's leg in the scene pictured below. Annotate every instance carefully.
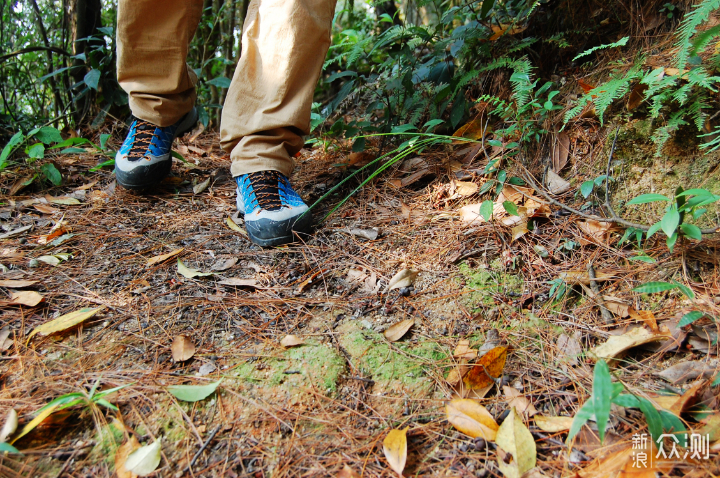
[220,0,337,246]
[114,0,202,190]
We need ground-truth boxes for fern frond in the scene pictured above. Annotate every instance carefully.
[651,112,687,156]
[674,0,720,71]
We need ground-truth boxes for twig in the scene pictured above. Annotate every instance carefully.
[186,424,222,472]
[0,46,72,64]
[587,264,614,324]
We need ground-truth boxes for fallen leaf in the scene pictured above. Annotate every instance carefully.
[217,278,260,288]
[452,181,479,198]
[27,307,104,342]
[384,319,414,342]
[211,256,238,271]
[193,177,211,194]
[627,83,648,110]
[655,359,718,384]
[197,362,216,376]
[337,464,360,478]
[602,296,632,318]
[559,270,615,285]
[629,309,659,333]
[588,326,671,362]
[167,380,221,402]
[383,428,407,477]
[147,248,184,266]
[115,436,141,478]
[454,340,478,360]
[124,440,161,477]
[34,204,59,214]
[697,413,720,443]
[0,225,33,239]
[534,415,573,433]
[446,399,499,440]
[452,115,490,140]
[4,290,44,307]
[552,132,570,172]
[463,346,507,390]
[488,22,528,41]
[511,222,529,241]
[0,409,18,442]
[225,216,247,235]
[556,333,582,368]
[503,386,538,417]
[496,408,536,478]
[37,225,68,245]
[45,195,81,205]
[0,280,39,288]
[75,180,99,191]
[546,169,571,194]
[280,335,305,348]
[387,268,418,291]
[10,402,61,444]
[171,335,196,362]
[345,227,380,240]
[577,220,616,244]
[0,326,11,350]
[8,176,34,195]
[177,259,214,279]
[669,380,706,415]
[459,203,488,223]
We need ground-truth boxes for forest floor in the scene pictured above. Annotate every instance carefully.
[1,119,720,478]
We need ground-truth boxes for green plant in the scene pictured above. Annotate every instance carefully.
[569,360,687,446]
[0,126,64,185]
[632,279,716,332]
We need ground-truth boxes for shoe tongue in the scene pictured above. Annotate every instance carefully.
[250,171,283,211]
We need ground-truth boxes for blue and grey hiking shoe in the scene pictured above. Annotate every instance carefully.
[115,108,198,190]
[236,171,313,246]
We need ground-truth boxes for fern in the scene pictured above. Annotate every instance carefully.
[674,0,720,71]
[564,67,642,125]
[651,112,687,156]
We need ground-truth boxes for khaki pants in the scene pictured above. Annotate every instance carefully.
[117,0,336,178]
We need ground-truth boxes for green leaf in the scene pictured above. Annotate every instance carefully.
[50,137,92,149]
[60,147,88,154]
[391,124,417,133]
[632,281,678,294]
[673,281,695,299]
[94,398,118,410]
[89,159,115,172]
[666,232,678,252]
[679,310,705,327]
[167,380,221,402]
[592,360,612,443]
[637,397,663,444]
[580,181,594,198]
[26,143,45,159]
[497,169,507,184]
[99,134,111,151]
[612,393,640,408]
[713,374,720,387]
[680,223,702,240]
[480,200,493,221]
[351,137,366,153]
[0,131,25,170]
[660,207,680,237]
[573,36,629,61]
[29,126,63,145]
[480,0,496,19]
[206,76,231,88]
[0,442,21,454]
[41,164,62,186]
[568,399,594,440]
[629,255,656,263]
[676,188,714,198]
[647,220,662,238]
[84,69,101,90]
[626,193,669,205]
[658,410,688,447]
[502,201,519,216]
[423,119,444,130]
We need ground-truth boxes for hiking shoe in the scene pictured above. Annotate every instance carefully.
[115,108,198,190]
[236,171,313,246]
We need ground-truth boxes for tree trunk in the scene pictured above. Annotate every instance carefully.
[72,0,103,125]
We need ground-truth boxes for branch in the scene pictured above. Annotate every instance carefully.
[0,46,72,64]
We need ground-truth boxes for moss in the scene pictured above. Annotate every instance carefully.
[337,323,447,396]
[457,261,523,310]
[159,404,189,443]
[88,421,125,465]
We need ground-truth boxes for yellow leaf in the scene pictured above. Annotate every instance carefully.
[10,403,60,444]
[588,326,670,363]
[383,428,408,477]
[27,307,103,342]
[226,217,247,235]
[177,259,213,279]
[496,408,536,478]
[463,346,507,390]
[384,319,415,342]
[503,386,538,417]
[446,399,499,440]
[534,415,574,433]
[280,335,305,348]
[6,290,44,307]
[116,436,141,478]
[146,248,184,266]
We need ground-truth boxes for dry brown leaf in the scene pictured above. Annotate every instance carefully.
[171,335,195,362]
[577,220,616,244]
[452,181,479,198]
[5,290,44,307]
[115,436,141,478]
[655,359,718,384]
[463,346,507,390]
[147,248,184,266]
[217,278,260,288]
[503,386,538,417]
[452,115,490,140]
[556,333,582,368]
[337,464,360,478]
[511,223,529,241]
[348,151,376,167]
[280,335,305,348]
[75,180,99,191]
[0,279,39,288]
[458,203,487,224]
[384,319,414,342]
[669,380,706,415]
[488,22,528,41]
[387,268,418,291]
[629,309,659,333]
[560,270,615,285]
[534,415,573,433]
[545,169,571,194]
[211,257,238,271]
[589,326,671,362]
[602,296,632,318]
[627,83,648,110]
[552,132,570,172]
[34,204,59,215]
[383,428,407,477]
[453,340,478,360]
[446,399,499,440]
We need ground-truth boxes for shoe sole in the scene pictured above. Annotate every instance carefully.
[245,211,313,247]
[116,108,199,191]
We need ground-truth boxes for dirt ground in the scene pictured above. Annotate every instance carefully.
[1,127,720,477]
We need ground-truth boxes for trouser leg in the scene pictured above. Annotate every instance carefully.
[116,0,203,127]
[220,0,337,178]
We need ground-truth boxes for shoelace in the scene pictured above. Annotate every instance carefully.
[247,171,283,211]
[127,119,160,160]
